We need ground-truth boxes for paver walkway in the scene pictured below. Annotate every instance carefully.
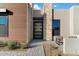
[0,39,45,56]
[26,39,45,56]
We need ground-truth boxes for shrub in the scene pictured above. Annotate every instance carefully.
[4,41,8,46]
[16,42,21,48]
[21,43,27,49]
[0,41,5,47]
[7,40,17,49]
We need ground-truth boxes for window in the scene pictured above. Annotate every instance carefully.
[52,20,60,36]
[0,16,8,37]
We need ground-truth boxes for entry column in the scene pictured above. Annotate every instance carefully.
[44,3,52,41]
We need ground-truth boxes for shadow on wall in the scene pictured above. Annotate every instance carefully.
[52,9,54,19]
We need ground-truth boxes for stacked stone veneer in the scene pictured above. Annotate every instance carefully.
[44,3,52,40]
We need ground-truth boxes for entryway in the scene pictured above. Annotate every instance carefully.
[33,17,43,40]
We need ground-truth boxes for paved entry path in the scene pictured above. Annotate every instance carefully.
[26,39,45,56]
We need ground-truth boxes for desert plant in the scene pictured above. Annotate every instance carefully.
[7,40,17,49]
[4,41,8,46]
[0,41,5,47]
[16,42,21,48]
[21,43,27,49]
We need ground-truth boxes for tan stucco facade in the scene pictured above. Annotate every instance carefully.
[0,3,74,44]
[70,6,79,35]
[0,3,33,43]
[54,9,70,38]
[63,6,79,54]
[26,4,33,43]
[33,10,43,17]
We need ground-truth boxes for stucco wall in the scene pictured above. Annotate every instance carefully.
[70,6,74,36]
[63,6,79,55]
[33,10,43,17]
[63,38,79,55]
[54,9,70,38]
[26,4,33,43]
[72,6,79,35]
[0,3,28,43]
[69,6,79,35]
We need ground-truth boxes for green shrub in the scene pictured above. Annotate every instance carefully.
[4,41,8,46]
[21,43,27,49]
[16,42,21,48]
[7,40,17,49]
[0,41,5,47]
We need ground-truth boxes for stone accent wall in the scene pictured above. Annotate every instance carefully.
[44,3,52,41]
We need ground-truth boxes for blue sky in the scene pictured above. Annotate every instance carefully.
[34,3,43,9]
[34,3,79,9]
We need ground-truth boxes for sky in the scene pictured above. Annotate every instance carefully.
[34,3,79,10]
[34,3,43,10]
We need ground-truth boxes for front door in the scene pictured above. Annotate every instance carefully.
[33,17,43,40]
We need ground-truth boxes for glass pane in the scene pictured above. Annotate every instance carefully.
[0,16,7,25]
[0,16,8,37]
[52,20,60,36]
[52,20,60,29]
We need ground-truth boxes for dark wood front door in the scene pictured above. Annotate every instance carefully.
[33,17,43,40]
